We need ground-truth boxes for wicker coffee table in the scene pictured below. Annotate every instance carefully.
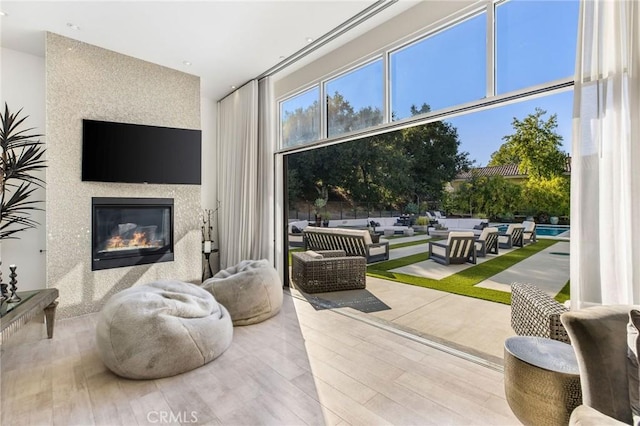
[504,336,582,425]
[291,250,366,293]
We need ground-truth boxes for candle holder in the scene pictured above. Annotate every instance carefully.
[8,265,21,303]
[0,261,8,307]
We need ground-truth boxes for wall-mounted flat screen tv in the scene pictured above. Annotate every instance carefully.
[82,119,201,185]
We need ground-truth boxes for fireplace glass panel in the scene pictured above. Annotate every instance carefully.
[92,198,174,270]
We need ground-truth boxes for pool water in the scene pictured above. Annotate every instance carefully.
[496,224,570,237]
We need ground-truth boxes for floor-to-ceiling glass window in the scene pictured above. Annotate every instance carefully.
[279,0,580,363]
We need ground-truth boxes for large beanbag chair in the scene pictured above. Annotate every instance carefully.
[201,259,283,326]
[96,280,233,379]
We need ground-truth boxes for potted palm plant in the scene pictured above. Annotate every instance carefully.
[1,104,46,240]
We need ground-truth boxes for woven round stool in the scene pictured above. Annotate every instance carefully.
[504,336,582,426]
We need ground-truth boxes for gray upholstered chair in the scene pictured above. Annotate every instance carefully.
[510,282,570,343]
[561,305,637,425]
[499,224,525,249]
[474,227,499,257]
[428,231,476,265]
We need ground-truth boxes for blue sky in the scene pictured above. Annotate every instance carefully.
[282,0,580,165]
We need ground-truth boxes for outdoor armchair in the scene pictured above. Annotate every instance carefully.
[498,224,525,249]
[522,220,537,244]
[428,231,476,265]
[474,227,499,257]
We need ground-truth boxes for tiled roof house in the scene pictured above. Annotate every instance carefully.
[450,157,571,190]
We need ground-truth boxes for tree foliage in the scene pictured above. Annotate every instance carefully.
[520,176,570,217]
[282,101,319,147]
[447,173,522,218]
[403,103,471,206]
[489,108,567,179]
[286,99,470,210]
[327,92,383,137]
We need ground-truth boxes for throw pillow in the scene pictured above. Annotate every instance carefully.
[628,309,640,425]
[473,225,483,230]
[304,250,323,259]
[291,225,302,234]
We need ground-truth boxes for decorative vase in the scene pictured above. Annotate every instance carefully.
[550,216,559,225]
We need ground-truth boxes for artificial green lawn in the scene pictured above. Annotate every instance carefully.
[555,281,571,303]
[367,239,560,305]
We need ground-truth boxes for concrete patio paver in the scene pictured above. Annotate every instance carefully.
[475,241,569,296]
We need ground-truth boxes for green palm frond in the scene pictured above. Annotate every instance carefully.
[1,103,46,240]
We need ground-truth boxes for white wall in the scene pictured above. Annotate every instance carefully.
[200,96,219,273]
[201,97,218,210]
[0,47,47,291]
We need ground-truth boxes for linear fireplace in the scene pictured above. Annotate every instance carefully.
[91,197,174,271]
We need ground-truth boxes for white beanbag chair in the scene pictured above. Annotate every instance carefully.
[96,280,233,379]
[201,259,283,326]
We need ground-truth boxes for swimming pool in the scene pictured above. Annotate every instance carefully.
[496,224,570,237]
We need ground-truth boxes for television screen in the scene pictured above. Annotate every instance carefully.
[82,119,201,184]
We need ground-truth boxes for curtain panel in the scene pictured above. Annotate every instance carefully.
[216,78,275,269]
[571,0,640,307]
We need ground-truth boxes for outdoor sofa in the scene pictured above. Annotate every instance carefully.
[303,226,389,263]
[428,218,489,236]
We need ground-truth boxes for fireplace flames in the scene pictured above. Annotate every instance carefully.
[104,231,161,251]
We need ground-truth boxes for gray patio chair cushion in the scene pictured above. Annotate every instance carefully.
[201,259,283,326]
[96,280,233,379]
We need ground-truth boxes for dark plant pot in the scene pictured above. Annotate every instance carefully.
[370,233,380,243]
[322,221,329,227]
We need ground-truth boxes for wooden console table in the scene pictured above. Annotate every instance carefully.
[0,288,59,344]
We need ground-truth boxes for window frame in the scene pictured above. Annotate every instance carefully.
[276,0,577,154]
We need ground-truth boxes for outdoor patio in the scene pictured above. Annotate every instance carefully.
[289,231,570,364]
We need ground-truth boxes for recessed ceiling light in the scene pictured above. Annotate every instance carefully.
[183,60,192,66]
[279,55,285,60]
[0,11,8,17]
[231,85,236,89]
[305,37,314,43]
[66,22,80,30]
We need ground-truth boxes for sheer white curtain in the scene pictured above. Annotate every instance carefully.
[216,79,275,269]
[255,77,275,263]
[571,0,640,307]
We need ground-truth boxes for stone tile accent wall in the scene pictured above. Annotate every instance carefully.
[46,33,201,318]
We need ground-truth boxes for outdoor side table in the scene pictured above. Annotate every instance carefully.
[504,336,582,426]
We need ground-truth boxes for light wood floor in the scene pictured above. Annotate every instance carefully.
[1,291,520,425]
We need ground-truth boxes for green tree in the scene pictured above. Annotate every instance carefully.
[520,176,570,218]
[285,98,469,213]
[449,173,522,219]
[327,91,383,137]
[403,103,472,208]
[282,101,319,146]
[489,108,567,179]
